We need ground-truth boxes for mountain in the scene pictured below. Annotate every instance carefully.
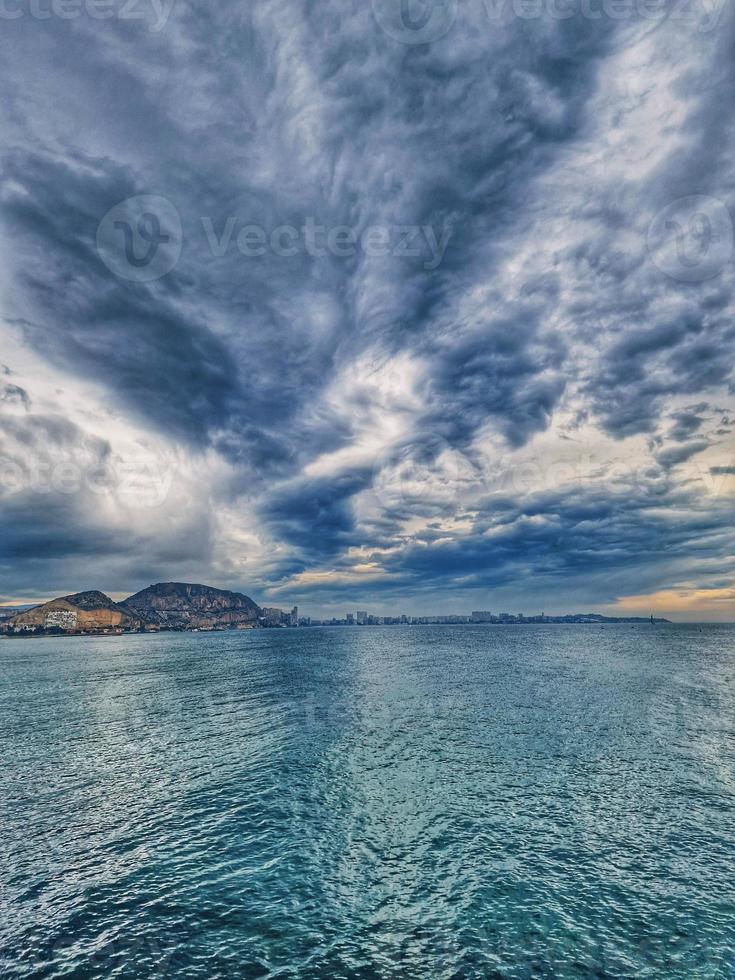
[122,582,261,630]
[1,583,263,635]
[3,591,140,633]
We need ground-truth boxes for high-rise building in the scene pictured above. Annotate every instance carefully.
[471,611,492,623]
[262,607,285,626]
[289,606,298,627]
[356,610,367,625]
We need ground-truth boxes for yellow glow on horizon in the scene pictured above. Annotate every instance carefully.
[615,587,735,620]
[271,563,389,593]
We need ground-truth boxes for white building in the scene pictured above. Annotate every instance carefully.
[45,609,78,630]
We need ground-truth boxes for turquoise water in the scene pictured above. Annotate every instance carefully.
[1,625,734,979]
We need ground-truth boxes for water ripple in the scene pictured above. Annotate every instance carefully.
[1,625,734,978]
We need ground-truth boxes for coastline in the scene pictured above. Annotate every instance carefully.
[0,618,675,640]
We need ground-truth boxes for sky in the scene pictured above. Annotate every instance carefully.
[0,0,733,620]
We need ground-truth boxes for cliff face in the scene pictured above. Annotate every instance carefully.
[5,592,140,633]
[122,582,261,630]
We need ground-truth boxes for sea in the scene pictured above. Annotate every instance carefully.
[1,624,734,979]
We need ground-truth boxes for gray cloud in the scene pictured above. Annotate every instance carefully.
[0,0,733,613]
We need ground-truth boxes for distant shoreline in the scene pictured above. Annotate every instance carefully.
[0,583,675,637]
[0,618,677,640]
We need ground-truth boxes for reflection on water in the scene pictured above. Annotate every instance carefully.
[1,625,734,978]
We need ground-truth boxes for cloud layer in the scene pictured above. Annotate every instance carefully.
[1,0,733,618]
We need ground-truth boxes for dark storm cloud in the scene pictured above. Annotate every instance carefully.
[260,469,373,561]
[273,477,735,610]
[0,407,216,600]
[0,150,240,445]
[668,404,708,442]
[0,0,733,607]
[587,306,733,440]
[655,440,710,470]
[422,311,567,449]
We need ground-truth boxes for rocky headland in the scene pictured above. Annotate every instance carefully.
[1,583,262,637]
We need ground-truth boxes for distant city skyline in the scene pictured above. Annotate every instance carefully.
[2,591,730,624]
